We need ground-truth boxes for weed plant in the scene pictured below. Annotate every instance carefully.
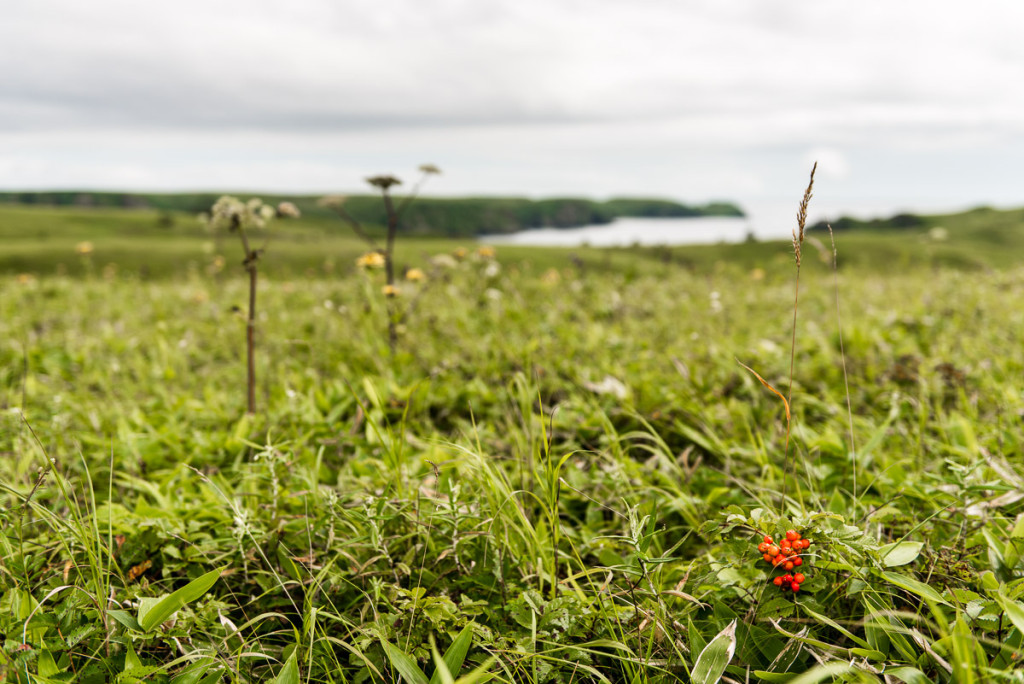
[1,204,1024,681]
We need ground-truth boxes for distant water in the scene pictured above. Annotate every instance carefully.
[480,199,955,247]
[482,216,755,247]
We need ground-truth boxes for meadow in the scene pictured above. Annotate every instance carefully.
[2,199,1024,683]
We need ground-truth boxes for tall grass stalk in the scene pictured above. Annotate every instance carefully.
[782,162,816,507]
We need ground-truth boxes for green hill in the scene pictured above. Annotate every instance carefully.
[0,191,744,237]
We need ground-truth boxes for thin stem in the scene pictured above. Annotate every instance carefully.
[237,219,258,414]
[382,189,398,355]
[782,162,816,511]
[246,263,257,414]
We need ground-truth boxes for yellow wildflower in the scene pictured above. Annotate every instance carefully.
[477,246,496,259]
[357,252,386,269]
[405,268,426,282]
[382,284,400,298]
[453,247,468,260]
[75,241,94,255]
[16,273,35,284]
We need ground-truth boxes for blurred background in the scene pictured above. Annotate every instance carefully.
[2,0,1022,240]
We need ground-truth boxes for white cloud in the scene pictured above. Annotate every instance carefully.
[0,0,1022,216]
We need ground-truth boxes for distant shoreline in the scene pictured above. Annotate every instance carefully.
[0,191,744,238]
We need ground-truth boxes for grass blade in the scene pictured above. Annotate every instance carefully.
[690,619,736,684]
[138,567,225,632]
[274,649,300,684]
[382,640,430,684]
[429,624,474,684]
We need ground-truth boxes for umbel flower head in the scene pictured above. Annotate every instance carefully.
[317,195,347,209]
[366,175,402,191]
[201,196,275,231]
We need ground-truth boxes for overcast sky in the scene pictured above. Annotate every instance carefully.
[2,0,1023,225]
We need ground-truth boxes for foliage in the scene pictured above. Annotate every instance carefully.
[1,209,1024,681]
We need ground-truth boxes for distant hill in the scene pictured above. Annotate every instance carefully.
[0,191,744,237]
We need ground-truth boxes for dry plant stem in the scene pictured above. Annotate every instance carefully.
[236,217,258,414]
[382,189,399,354]
[782,162,816,509]
[828,224,858,516]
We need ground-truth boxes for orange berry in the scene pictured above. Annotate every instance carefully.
[773,577,783,586]
[802,539,811,548]
[763,535,773,544]
[791,582,800,592]
[758,543,767,553]
[767,546,779,557]
[763,553,772,562]
[784,561,794,571]
[793,558,803,567]
[780,539,791,549]
[782,574,792,583]
[786,530,798,541]
[794,573,805,583]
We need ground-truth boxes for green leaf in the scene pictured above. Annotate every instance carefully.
[125,641,142,671]
[38,649,60,677]
[690,619,736,684]
[430,638,454,684]
[138,567,225,632]
[995,592,1024,636]
[879,541,923,567]
[274,650,300,684]
[107,610,143,633]
[880,571,951,606]
[787,662,859,683]
[382,640,430,684]
[883,666,930,683]
[429,623,474,684]
[751,673,794,683]
[800,605,871,649]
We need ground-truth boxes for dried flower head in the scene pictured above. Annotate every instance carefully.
[357,252,386,269]
[276,201,301,219]
[208,195,275,231]
[405,267,426,282]
[430,254,458,269]
[793,163,817,265]
[366,175,402,191]
[318,195,347,209]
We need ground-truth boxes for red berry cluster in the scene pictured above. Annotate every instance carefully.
[757,529,811,593]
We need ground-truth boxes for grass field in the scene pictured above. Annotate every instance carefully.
[2,201,1024,682]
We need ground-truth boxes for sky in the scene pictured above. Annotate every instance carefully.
[2,0,1023,229]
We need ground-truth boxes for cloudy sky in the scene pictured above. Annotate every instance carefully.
[2,0,1023,227]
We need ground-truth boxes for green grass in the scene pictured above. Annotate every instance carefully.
[1,202,1024,682]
